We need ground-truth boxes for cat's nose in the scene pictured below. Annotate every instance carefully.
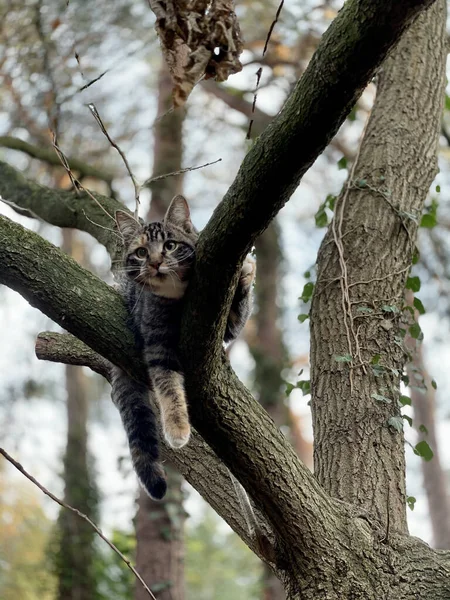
[150,261,162,271]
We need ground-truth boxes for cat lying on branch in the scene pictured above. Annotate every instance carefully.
[112,195,256,499]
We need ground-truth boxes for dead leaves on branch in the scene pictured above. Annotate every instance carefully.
[149,0,243,106]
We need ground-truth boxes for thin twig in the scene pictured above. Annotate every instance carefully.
[246,0,285,139]
[0,447,157,600]
[141,158,222,187]
[51,134,117,222]
[87,103,140,217]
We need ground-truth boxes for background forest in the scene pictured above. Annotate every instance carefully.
[0,0,449,599]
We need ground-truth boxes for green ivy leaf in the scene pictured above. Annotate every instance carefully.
[334,354,353,363]
[431,379,437,390]
[409,322,422,340]
[412,247,420,265]
[402,415,413,427]
[419,424,429,435]
[372,365,385,377]
[382,305,399,313]
[371,355,381,365]
[406,276,421,292]
[298,314,309,323]
[315,207,328,227]
[414,440,434,461]
[420,213,437,228]
[326,194,336,211]
[413,297,426,315]
[388,416,404,432]
[337,156,347,170]
[407,496,416,511]
[297,380,311,396]
[304,270,311,279]
[356,306,373,313]
[399,395,411,406]
[436,185,441,193]
[285,382,295,396]
[371,393,392,404]
[300,282,315,303]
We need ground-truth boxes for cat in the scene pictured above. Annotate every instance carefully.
[111,195,256,500]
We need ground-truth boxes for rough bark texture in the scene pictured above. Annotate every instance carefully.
[0,160,123,256]
[310,0,446,535]
[2,0,450,597]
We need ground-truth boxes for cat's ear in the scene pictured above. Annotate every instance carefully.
[115,211,141,242]
[164,195,193,232]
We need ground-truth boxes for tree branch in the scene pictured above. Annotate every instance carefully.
[0,447,157,600]
[0,136,115,183]
[177,0,439,557]
[0,160,124,256]
[34,331,277,565]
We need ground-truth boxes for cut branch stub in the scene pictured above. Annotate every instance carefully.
[149,0,243,106]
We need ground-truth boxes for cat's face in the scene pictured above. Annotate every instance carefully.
[116,196,198,299]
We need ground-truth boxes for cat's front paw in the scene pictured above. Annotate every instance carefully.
[240,254,256,291]
[164,419,191,449]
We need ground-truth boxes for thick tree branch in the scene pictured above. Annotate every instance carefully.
[0,160,123,256]
[176,0,438,558]
[0,136,115,183]
[34,331,276,565]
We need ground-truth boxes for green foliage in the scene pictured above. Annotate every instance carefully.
[314,194,336,227]
[298,313,309,323]
[414,440,434,462]
[388,416,404,432]
[399,395,411,406]
[406,276,421,292]
[408,322,422,340]
[407,496,416,511]
[186,507,262,600]
[420,198,438,228]
[371,393,392,404]
[299,282,315,303]
[337,156,347,170]
[413,297,426,315]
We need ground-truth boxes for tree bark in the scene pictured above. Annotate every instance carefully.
[311,0,446,534]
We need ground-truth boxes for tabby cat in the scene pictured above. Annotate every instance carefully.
[112,195,256,500]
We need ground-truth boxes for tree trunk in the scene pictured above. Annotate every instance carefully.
[55,230,98,600]
[135,60,186,600]
[135,466,185,600]
[404,293,450,550]
[310,0,446,535]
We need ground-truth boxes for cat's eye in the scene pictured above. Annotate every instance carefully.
[164,241,178,253]
[135,247,148,259]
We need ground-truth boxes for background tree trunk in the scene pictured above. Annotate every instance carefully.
[55,230,99,600]
[311,0,446,534]
[135,61,186,600]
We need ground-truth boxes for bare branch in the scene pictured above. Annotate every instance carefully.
[87,103,140,217]
[34,330,278,565]
[0,136,114,183]
[0,447,158,600]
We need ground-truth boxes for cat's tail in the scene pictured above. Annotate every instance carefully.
[111,367,167,500]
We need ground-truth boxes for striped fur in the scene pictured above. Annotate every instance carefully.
[112,195,255,499]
